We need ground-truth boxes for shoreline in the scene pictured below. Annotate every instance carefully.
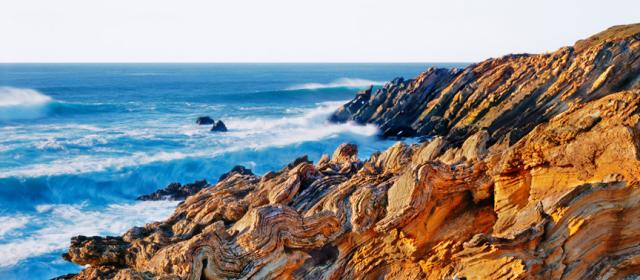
[58,23,640,279]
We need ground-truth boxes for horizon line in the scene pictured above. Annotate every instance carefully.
[0,61,474,64]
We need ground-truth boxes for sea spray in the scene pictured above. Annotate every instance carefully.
[0,87,53,121]
[286,78,385,90]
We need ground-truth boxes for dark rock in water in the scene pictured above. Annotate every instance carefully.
[218,165,254,182]
[196,116,215,125]
[136,179,208,201]
[211,120,228,132]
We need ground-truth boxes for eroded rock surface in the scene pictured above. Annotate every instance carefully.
[331,23,640,145]
[60,24,640,279]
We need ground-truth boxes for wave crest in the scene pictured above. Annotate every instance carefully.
[0,201,177,268]
[286,78,385,90]
[0,87,54,121]
[0,87,116,121]
[0,101,379,179]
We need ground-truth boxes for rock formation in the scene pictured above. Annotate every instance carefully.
[60,24,640,279]
[196,116,215,125]
[211,120,228,132]
[330,24,640,145]
[137,180,209,201]
[218,165,254,182]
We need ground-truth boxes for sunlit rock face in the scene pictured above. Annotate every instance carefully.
[331,24,640,145]
[60,24,640,280]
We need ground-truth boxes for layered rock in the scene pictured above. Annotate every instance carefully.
[331,24,640,145]
[60,24,640,279]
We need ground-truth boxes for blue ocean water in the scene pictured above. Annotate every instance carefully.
[0,63,465,279]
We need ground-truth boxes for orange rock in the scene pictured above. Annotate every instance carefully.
[60,24,640,280]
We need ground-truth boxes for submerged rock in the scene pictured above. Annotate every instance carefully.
[60,24,640,280]
[195,116,215,125]
[211,120,228,132]
[136,179,208,201]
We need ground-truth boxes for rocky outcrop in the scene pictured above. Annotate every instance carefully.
[196,116,215,125]
[60,24,640,279]
[137,180,209,201]
[211,120,228,132]
[331,23,640,145]
[219,165,254,182]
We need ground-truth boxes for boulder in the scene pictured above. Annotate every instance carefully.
[136,179,208,201]
[211,120,228,132]
[218,165,254,182]
[196,116,215,125]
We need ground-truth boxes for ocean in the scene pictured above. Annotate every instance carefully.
[0,63,465,279]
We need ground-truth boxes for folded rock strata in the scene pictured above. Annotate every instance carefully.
[61,24,640,279]
[331,24,640,144]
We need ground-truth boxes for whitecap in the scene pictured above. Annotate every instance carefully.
[0,151,188,178]
[0,200,177,268]
[224,100,379,149]
[0,87,53,121]
[286,78,385,90]
[0,100,380,178]
[34,138,65,150]
[0,216,29,238]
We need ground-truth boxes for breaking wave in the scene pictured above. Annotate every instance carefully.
[286,78,385,90]
[0,200,177,268]
[0,87,54,121]
[0,87,114,121]
[0,101,379,179]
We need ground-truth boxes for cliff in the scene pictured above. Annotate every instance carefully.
[58,24,640,279]
[331,23,640,144]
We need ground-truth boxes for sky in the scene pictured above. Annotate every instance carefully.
[1,0,639,63]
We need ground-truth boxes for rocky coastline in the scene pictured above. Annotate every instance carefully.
[58,24,640,279]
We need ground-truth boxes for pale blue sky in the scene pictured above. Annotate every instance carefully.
[1,0,638,62]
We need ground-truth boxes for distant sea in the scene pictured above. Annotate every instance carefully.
[0,63,467,279]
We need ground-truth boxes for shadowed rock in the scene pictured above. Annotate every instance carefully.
[136,179,208,201]
[196,116,215,125]
[331,23,640,145]
[211,120,228,132]
[59,24,640,280]
[218,165,254,182]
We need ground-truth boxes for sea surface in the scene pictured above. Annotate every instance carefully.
[0,63,465,279]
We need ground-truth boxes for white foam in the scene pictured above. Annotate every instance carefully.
[0,101,379,178]
[0,87,54,121]
[0,216,29,238]
[0,200,177,268]
[0,151,187,178]
[287,78,385,90]
[224,100,378,149]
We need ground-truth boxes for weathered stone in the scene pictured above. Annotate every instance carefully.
[60,24,640,280]
[136,180,208,201]
[211,120,228,132]
[195,116,215,125]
